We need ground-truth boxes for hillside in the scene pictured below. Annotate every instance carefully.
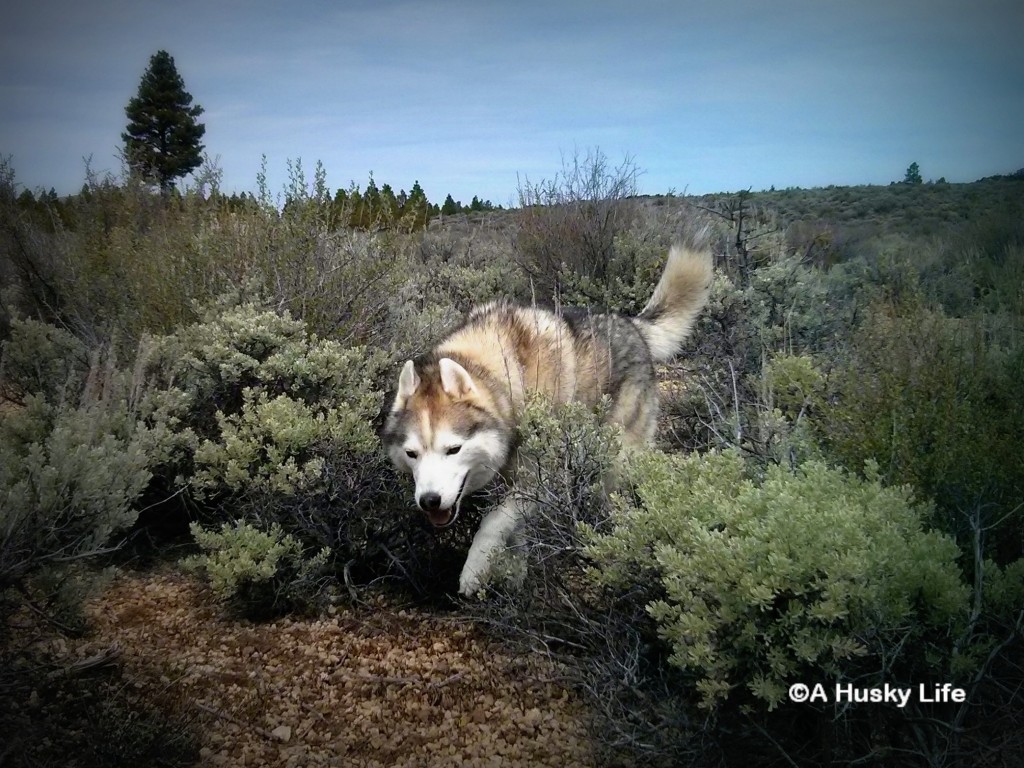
[690,174,1024,232]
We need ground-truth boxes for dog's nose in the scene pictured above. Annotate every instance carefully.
[419,492,442,512]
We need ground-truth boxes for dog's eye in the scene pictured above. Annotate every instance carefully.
[446,445,462,456]
[405,449,419,460]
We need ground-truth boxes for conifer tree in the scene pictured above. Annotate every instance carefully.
[122,50,206,191]
[903,162,923,185]
[358,174,381,229]
[441,194,460,216]
[379,183,399,223]
[405,180,430,229]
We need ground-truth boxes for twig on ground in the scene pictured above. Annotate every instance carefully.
[194,701,276,741]
[46,645,121,680]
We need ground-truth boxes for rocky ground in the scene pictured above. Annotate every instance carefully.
[18,568,596,767]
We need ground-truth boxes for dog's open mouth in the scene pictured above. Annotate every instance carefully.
[425,475,468,529]
[423,512,448,528]
[427,508,454,527]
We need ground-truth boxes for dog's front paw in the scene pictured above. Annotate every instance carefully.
[459,555,493,598]
[458,569,484,599]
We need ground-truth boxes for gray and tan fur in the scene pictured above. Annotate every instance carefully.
[382,241,713,596]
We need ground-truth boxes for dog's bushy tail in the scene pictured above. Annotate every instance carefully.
[636,237,714,361]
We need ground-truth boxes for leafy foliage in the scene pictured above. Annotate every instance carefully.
[821,303,1024,555]
[0,315,87,405]
[183,520,331,619]
[586,450,969,711]
[0,331,154,629]
[134,305,404,594]
[487,394,621,600]
[1,158,410,344]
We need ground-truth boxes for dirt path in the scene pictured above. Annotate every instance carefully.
[79,569,594,767]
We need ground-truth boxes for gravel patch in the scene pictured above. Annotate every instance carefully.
[80,569,594,767]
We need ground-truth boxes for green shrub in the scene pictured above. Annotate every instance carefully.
[1,398,151,563]
[821,303,1024,557]
[0,316,88,405]
[135,303,406,592]
[513,148,641,306]
[696,249,844,365]
[183,520,330,618]
[1,160,404,345]
[762,353,824,419]
[3,170,226,340]
[515,394,621,528]
[192,390,369,497]
[383,248,525,358]
[585,449,970,711]
[554,237,668,314]
[142,303,388,488]
[488,394,620,598]
[0,389,152,630]
[664,243,859,462]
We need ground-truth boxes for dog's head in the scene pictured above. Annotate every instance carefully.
[381,357,511,528]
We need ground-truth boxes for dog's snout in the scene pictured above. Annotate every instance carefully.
[419,492,442,512]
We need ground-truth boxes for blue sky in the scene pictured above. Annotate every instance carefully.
[1,0,1021,206]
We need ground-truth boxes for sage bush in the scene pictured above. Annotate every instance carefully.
[585,450,970,711]
[183,520,331,619]
[1,325,154,630]
[131,303,419,611]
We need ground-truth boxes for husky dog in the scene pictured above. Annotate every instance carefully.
[382,242,713,596]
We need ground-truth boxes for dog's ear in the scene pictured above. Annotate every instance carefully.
[395,360,420,407]
[438,357,477,398]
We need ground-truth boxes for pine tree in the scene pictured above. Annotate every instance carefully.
[405,180,430,229]
[903,162,923,185]
[380,183,399,223]
[347,187,365,228]
[441,194,460,216]
[122,50,206,191]
[361,174,381,229]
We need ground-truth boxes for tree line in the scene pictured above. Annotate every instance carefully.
[11,177,499,234]
[91,49,498,229]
